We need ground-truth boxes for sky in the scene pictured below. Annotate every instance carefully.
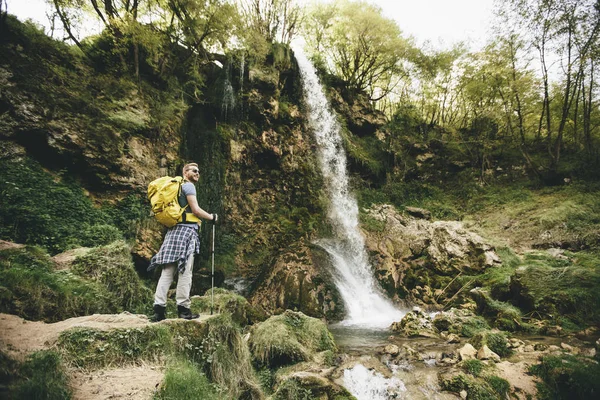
[7,0,496,50]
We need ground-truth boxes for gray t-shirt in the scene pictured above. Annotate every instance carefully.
[178,181,199,230]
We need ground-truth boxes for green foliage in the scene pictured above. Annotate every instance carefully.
[0,247,120,322]
[461,359,485,377]
[485,375,510,398]
[80,224,124,248]
[155,359,224,400]
[459,316,490,338]
[303,0,414,96]
[58,326,172,369]
[71,241,152,312]
[11,351,72,400]
[191,288,256,326]
[530,354,600,400]
[272,378,313,400]
[248,310,337,368]
[0,159,105,254]
[469,331,513,358]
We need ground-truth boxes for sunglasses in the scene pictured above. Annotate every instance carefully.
[189,169,199,174]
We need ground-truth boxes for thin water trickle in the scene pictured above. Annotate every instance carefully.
[294,44,406,329]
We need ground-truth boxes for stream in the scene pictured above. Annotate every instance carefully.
[329,324,460,400]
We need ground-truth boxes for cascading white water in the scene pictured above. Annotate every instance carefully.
[294,45,406,329]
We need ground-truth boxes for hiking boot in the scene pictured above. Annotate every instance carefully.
[151,304,166,322]
[177,305,199,320]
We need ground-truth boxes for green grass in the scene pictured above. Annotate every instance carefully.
[530,354,600,400]
[11,351,72,400]
[71,241,152,313]
[0,246,121,322]
[155,359,224,400]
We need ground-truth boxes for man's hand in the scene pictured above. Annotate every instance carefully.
[210,213,218,224]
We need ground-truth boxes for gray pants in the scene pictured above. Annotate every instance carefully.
[153,254,194,308]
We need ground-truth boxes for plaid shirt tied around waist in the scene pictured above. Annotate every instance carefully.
[148,224,200,274]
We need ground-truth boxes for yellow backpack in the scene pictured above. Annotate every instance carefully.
[147,176,200,227]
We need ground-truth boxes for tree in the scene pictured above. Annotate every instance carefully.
[238,0,303,45]
[303,0,413,100]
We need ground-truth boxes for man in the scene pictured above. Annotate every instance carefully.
[148,163,217,321]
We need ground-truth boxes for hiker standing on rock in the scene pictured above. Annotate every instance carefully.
[148,163,217,322]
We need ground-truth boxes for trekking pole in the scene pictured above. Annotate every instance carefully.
[211,223,215,315]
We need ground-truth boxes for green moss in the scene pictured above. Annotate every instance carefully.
[513,251,600,329]
[485,375,510,398]
[461,359,485,377]
[459,316,490,338]
[530,354,600,400]
[0,247,120,321]
[469,331,513,358]
[248,310,336,368]
[155,359,223,400]
[11,351,72,400]
[191,288,256,326]
[71,241,152,312]
[58,325,172,369]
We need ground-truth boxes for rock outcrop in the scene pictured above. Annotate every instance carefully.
[363,204,501,306]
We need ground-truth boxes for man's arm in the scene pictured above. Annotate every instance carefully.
[186,194,215,221]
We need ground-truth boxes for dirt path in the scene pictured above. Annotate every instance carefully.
[0,312,215,399]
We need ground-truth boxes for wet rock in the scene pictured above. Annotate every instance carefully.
[534,343,548,351]
[383,344,399,356]
[560,342,578,354]
[249,244,342,319]
[458,344,477,360]
[390,310,438,338]
[477,345,501,362]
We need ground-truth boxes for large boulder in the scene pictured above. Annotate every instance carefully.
[249,243,343,320]
[363,204,501,306]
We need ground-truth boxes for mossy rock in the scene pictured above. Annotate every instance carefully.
[191,288,264,326]
[57,315,262,399]
[272,373,356,400]
[71,240,152,313]
[433,308,490,338]
[0,246,122,322]
[248,310,336,368]
[468,330,513,358]
[439,370,509,400]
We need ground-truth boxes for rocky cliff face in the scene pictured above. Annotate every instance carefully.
[0,19,392,319]
[363,204,501,308]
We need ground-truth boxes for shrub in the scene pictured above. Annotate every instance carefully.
[530,354,600,400]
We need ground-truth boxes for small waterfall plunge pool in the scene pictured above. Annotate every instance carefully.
[328,323,460,400]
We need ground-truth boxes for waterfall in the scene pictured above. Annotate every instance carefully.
[294,45,406,329]
[221,60,235,120]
